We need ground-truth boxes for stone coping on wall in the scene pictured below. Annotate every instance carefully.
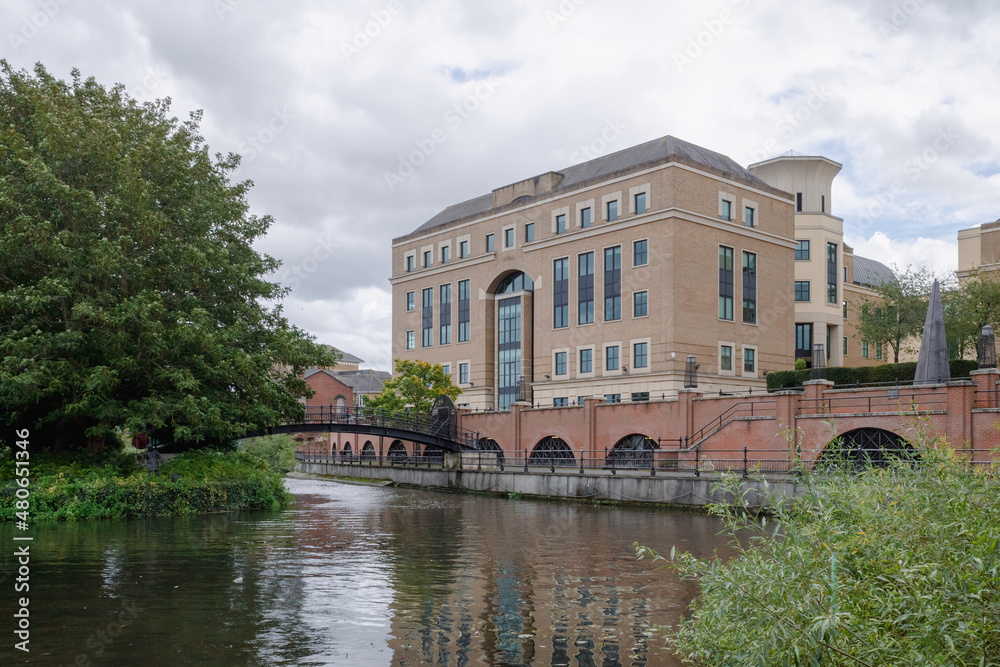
[796,410,947,419]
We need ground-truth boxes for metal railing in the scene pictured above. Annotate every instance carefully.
[797,388,948,416]
[297,446,999,478]
[287,405,480,449]
[687,400,777,446]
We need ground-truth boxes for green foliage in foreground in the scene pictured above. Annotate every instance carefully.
[1,437,296,522]
[638,444,1000,665]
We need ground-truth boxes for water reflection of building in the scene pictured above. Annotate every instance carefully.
[381,497,718,666]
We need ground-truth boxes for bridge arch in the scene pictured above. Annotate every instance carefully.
[361,441,375,461]
[387,440,408,462]
[341,441,352,457]
[607,434,658,468]
[529,436,575,466]
[819,427,916,468]
[478,437,504,463]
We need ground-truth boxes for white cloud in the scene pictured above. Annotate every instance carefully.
[845,232,958,279]
[4,0,999,370]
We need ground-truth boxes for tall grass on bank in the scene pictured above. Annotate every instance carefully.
[638,436,1000,666]
[1,435,298,522]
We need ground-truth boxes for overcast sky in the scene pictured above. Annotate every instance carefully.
[5,0,999,370]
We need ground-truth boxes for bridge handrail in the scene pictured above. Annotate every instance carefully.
[288,404,480,449]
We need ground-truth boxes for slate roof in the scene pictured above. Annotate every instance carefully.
[853,255,895,288]
[328,346,363,365]
[403,135,775,239]
[304,368,389,394]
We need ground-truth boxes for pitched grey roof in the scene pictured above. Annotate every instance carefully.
[853,255,894,288]
[304,368,389,394]
[325,345,363,364]
[404,135,773,238]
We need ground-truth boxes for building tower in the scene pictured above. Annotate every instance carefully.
[748,155,846,367]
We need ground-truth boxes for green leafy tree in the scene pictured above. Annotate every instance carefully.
[364,360,461,415]
[944,269,1000,359]
[856,266,934,363]
[0,63,334,450]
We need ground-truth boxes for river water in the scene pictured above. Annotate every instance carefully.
[3,476,732,666]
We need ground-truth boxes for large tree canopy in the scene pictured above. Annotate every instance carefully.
[0,63,334,450]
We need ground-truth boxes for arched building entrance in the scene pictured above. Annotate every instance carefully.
[490,271,535,411]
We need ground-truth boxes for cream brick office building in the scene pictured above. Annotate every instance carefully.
[390,136,805,410]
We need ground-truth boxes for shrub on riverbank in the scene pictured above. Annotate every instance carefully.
[639,440,1000,665]
[0,438,295,522]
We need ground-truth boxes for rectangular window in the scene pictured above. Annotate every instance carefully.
[719,246,734,321]
[555,351,567,376]
[742,251,757,325]
[504,228,515,248]
[458,279,470,343]
[862,341,869,359]
[744,348,755,373]
[821,194,826,213]
[486,233,494,252]
[442,364,450,376]
[605,394,621,404]
[634,192,647,214]
[631,392,649,402]
[720,199,732,220]
[556,213,566,234]
[633,239,647,266]
[405,330,415,350]
[421,288,433,347]
[577,251,594,325]
[827,242,838,303]
[580,207,592,228]
[604,246,622,321]
[606,200,618,221]
[406,255,415,272]
[744,206,755,227]
[843,266,847,282]
[843,300,848,319]
[843,336,848,355]
[459,240,469,258]
[553,397,569,407]
[795,323,812,358]
[633,342,648,369]
[795,240,810,260]
[579,348,592,374]
[720,345,733,371]
[795,281,810,302]
[459,362,469,384]
[441,246,450,264]
[439,284,452,345]
[796,192,803,212]
[553,257,569,328]
[633,291,648,317]
[876,342,883,360]
[525,223,534,243]
[606,345,619,371]
[406,291,415,311]
[423,250,431,268]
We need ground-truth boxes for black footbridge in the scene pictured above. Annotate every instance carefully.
[249,402,479,452]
